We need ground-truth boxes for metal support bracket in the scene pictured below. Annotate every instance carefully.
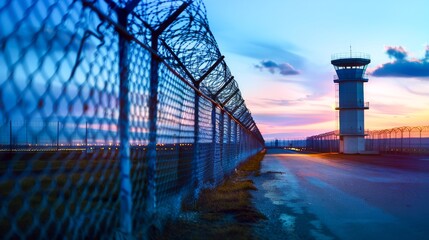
[213,76,234,99]
[196,55,225,84]
[221,89,239,106]
[230,99,244,114]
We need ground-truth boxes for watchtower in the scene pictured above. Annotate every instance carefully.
[331,51,370,154]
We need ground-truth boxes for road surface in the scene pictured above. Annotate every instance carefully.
[252,149,429,240]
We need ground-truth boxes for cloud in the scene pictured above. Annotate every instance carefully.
[255,60,299,76]
[258,98,294,106]
[370,103,417,115]
[370,46,429,78]
[253,113,332,126]
[426,45,429,60]
[386,46,407,60]
[224,40,306,68]
[404,84,429,97]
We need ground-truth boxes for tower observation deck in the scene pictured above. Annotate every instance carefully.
[331,52,370,154]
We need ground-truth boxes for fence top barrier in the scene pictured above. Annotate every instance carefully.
[331,52,371,61]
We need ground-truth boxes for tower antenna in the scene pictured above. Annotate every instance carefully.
[350,45,352,57]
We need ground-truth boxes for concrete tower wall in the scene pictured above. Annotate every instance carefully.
[339,110,364,134]
[342,136,365,154]
[338,82,364,108]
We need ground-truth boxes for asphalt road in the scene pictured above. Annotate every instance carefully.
[251,149,429,240]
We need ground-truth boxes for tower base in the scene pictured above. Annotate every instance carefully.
[339,136,365,154]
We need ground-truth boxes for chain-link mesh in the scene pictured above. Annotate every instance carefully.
[1,0,264,238]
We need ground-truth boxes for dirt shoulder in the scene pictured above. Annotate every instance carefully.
[159,150,267,240]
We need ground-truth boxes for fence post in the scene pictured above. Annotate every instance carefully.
[227,117,231,170]
[146,1,190,215]
[400,131,403,153]
[408,131,411,152]
[211,103,217,183]
[389,132,392,153]
[117,7,132,235]
[237,126,244,160]
[378,132,381,152]
[192,90,201,197]
[232,121,237,165]
[219,110,224,174]
[85,122,88,152]
[25,121,28,147]
[9,120,12,152]
[420,131,422,149]
[146,32,160,217]
[57,121,59,151]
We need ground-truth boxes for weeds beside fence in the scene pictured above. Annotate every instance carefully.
[0,0,264,238]
[306,126,429,154]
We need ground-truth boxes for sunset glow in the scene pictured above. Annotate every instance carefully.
[205,0,429,140]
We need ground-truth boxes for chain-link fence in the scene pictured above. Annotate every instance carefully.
[265,139,306,149]
[0,0,265,238]
[306,131,339,153]
[306,126,429,154]
[365,126,429,154]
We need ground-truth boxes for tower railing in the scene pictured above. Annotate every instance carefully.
[335,101,369,109]
[331,52,371,61]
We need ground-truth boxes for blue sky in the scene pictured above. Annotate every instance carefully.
[204,0,429,140]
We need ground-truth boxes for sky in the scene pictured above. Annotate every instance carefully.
[204,0,429,140]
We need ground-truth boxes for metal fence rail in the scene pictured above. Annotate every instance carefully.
[306,126,429,154]
[0,0,264,238]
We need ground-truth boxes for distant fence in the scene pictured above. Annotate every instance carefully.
[1,121,91,151]
[0,0,264,238]
[265,139,306,149]
[366,126,429,154]
[306,130,339,153]
[306,126,429,154]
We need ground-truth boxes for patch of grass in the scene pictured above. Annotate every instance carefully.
[160,150,267,239]
[238,154,264,173]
